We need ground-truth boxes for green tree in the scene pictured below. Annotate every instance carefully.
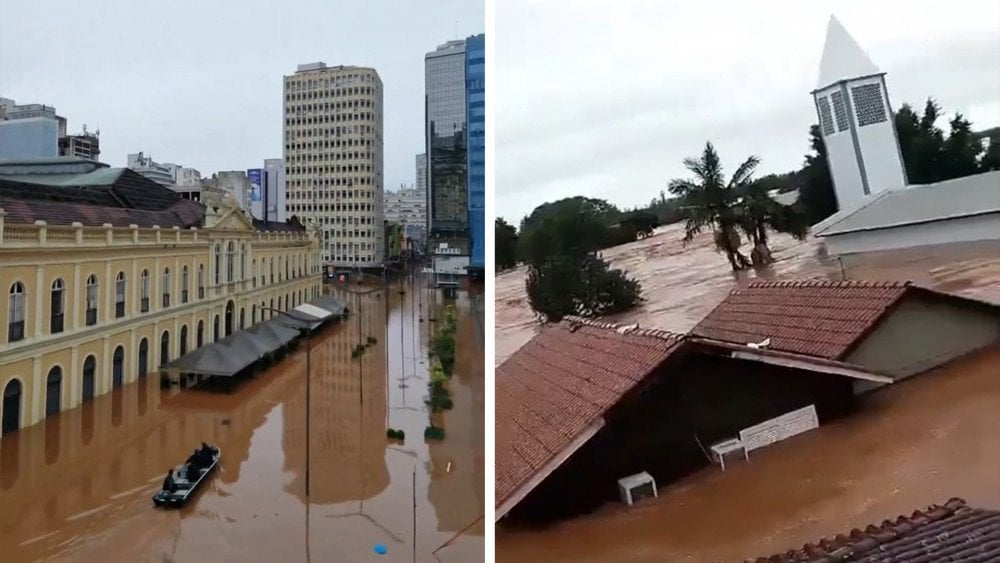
[525,255,642,322]
[798,124,838,223]
[941,113,983,179]
[495,218,518,271]
[668,142,755,271]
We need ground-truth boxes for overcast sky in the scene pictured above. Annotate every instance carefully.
[0,0,483,191]
[496,0,1000,223]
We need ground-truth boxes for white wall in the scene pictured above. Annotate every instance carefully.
[823,212,1000,255]
[850,76,906,194]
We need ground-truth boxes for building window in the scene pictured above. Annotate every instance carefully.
[270,258,274,284]
[160,331,170,366]
[180,325,188,355]
[851,83,888,127]
[85,274,98,326]
[241,244,247,280]
[252,259,257,288]
[198,264,206,298]
[162,268,171,308]
[115,272,126,318]
[140,270,150,312]
[830,90,850,132]
[817,95,835,136]
[8,282,26,342]
[227,241,235,282]
[181,266,189,303]
[214,243,222,284]
[50,278,65,334]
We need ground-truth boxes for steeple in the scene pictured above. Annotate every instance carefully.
[816,15,880,90]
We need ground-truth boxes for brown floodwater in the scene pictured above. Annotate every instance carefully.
[0,275,484,562]
[497,344,1000,562]
[496,223,1000,365]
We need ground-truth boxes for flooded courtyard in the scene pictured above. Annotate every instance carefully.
[497,223,1000,365]
[0,274,484,562]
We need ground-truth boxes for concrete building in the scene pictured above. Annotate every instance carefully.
[283,62,385,269]
[415,153,427,194]
[384,185,427,251]
[466,34,486,273]
[0,118,61,159]
[0,157,321,434]
[59,130,100,160]
[811,16,907,213]
[426,40,470,283]
[126,152,177,185]
[248,159,286,224]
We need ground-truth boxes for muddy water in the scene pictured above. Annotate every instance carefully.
[0,275,484,562]
[496,344,1000,562]
[496,223,1000,364]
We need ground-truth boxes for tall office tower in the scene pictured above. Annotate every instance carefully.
[415,152,427,193]
[249,159,287,223]
[283,62,385,268]
[465,34,485,273]
[425,40,469,280]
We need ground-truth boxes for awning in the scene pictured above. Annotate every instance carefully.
[310,295,348,317]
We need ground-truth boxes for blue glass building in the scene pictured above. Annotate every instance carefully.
[465,34,485,271]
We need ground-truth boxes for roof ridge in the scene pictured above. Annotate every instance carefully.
[743,279,913,290]
[750,498,970,562]
[561,316,685,341]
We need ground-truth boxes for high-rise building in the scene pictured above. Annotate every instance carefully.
[465,34,486,272]
[812,16,907,213]
[0,98,66,160]
[59,128,100,160]
[248,159,287,224]
[127,152,177,185]
[415,152,427,193]
[283,62,385,268]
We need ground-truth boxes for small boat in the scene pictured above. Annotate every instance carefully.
[152,445,221,508]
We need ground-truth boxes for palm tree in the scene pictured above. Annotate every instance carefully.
[668,142,756,271]
[737,182,811,267]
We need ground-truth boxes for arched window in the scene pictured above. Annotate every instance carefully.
[197,320,204,347]
[115,272,126,318]
[284,257,289,280]
[240,307,245,330]
[181,266,190,303]
[214,243,222,284]
[50,279,65,334]
[2,379,23,434]
[252,304,257,324]
[240,244,247,280]
[227,241,235,282]
[138,337,150,376]
[8,282,26,342]
[270,258,274,284]
[112,346,125,388]
[85,274,99,325]
[213,315,220,342]
[45,366,62,416]
[162,267,171,308]
[82,356,96,403]
[180,325,188,355]
[225,301,234,336]
[139,270,150,312]
[198,264,206,299]
[252,259,257,288]
[160,331,170,366]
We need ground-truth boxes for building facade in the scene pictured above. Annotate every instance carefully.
[0,158,321,434]
[126,152,176,185]
[425,40,468,238]
[59,132,100,160]
[248,159,287,224]
[283,63,385,268]
[465,34,486,271]
[0,118,60,159]
[415,152,427,194]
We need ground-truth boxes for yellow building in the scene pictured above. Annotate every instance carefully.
[0,157,321,433]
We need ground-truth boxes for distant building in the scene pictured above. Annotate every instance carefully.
[415,153,427,193]
[0,118,60,159]
[127,152,176,185]
[466,34,486,272]
[203,171,250,210]
[59,129,100,160]
[249,159,286,223]
[384,185,427,250]
[283,62,385,268]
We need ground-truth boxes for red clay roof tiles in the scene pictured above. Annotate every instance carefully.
[691,280,911,360]
[495,317,683,511]
[750,498,1000,562]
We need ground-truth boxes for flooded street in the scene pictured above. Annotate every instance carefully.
[0,275,484,562]
[496,222,1000,364]
[497,344,1000,562]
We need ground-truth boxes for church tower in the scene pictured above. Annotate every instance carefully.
[812,16,907,212]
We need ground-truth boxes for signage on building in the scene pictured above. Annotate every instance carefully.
[247,168,262,202]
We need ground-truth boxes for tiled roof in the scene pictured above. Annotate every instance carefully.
[750,498,1000,562]
[2,198,203,228]
[691,280,911,360]
[252,217,305,232]
[496,317,683,513]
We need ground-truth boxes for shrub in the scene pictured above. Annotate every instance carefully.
[424,426,445,440]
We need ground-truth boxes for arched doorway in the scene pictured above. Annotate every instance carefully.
[138,338,149,377]
[197,320,204,347]
[213,315,220,342]
[160,331,170,366]
[180,325,188,355]
[2,379,22,433]
[113,346,125,388]
[45,367,62,416]
[82,356,96,402]
[240,307,245,330]
[225,300,234,336]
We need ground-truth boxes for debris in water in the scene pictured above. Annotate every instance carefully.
[374,544,387,555]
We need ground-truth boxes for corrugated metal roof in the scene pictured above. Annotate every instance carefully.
[814,171,1000,236]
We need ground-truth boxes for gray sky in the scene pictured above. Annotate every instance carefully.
[0,0,483,191]
[496,0,1000,224]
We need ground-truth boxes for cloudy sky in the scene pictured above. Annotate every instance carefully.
[496,0,1000,223]
[0,0,483,191]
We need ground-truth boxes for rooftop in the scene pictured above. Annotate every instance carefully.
[813,171,1000,236]
[815,15,881,90]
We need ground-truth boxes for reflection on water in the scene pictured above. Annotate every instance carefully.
[0,274,484,562]
[496,223,1000,364]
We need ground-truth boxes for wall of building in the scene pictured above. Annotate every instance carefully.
[822,213,1000,255]
[0,118,59,159]
[0,221,321,433]
[508,354,855,522]
[845,296,1000,386]
[849,76,906,193]
[425,40,468,236]
[466,34,486,269]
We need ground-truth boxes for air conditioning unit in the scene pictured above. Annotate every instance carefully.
[618,471,657,506]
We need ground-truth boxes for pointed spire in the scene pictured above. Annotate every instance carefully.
[817,15,880,89]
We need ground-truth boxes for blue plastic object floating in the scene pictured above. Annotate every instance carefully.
[374,544,387,555]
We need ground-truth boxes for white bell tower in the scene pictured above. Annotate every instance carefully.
[812,16,907,212]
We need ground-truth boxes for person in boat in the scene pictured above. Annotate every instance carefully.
[162,469,177,493]
[196,443,215,466]
[186,449,203,472]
